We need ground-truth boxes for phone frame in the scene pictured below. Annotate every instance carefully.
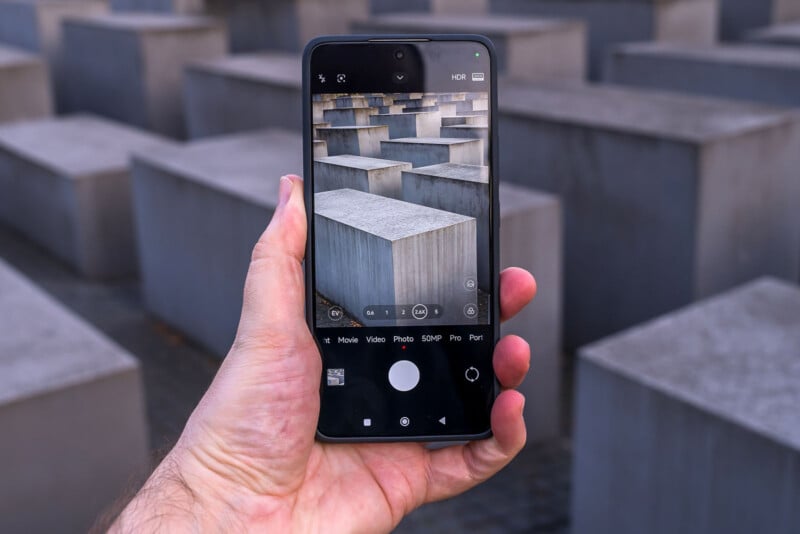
[302,34,501,443]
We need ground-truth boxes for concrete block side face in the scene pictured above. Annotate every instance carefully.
[369,111,442,139]
[0,5,40,53]
[314,159,410,199]
[226,0,299,52]
[656,0,718,45]
[719,0,773,40]
[318,126,389,158]
[775,0,800,22]
[0,60,53,122]
[295,0,369,51]
[112,0,206,15]
[508,26,587,83]
[323,107,375,127]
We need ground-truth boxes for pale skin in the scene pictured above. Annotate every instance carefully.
[111,175,537,533]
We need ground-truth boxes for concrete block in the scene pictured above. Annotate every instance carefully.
[131,129,303,355]
[0,45,52,123]
[352,14,587,83]
[335,95,368,108]
[440,125,488,163]
[313,139,328,158]
[499,81,800,347]
[315,188,477,326]
[747,22,800,48]
[0,258,148,534]
[369,110,442,139]
[394,96,438,109]
[314,154,411,199]
[441,114,488,127]
[184,52,303,138]
[111,0,206,15]
[317,125,389,157]
[491,0,717,79]
[376,104,405,115]
[366,94,395,106]
[0,115,169,278]
[313,121,330,138]
[381,137,483,167]
[371,0,487,15]
[719,0,800,40]
[62,13,227,138]
[573,278,800,534]
[605,42,800,109]
[323,106,377,127]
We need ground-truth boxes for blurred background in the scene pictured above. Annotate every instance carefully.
[0,0,798,532]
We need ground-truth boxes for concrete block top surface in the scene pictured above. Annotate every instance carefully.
[408,162,489,184]
[499,82,799,143]
[316,188,474,241]
[0,44,40,68]
[498,182,559,216]
[0,114,170,177]
[353,13,583,36]
[316,154,411,171]
[133,129,303,207]
[188,52,301,89]
[748,22,800,45]
[581,278,800,450]
[612,42,800,70]
[0,259,138,405]
[385,136,481,146]
[63,12,224,33]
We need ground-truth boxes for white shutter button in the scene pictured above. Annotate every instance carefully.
[388,360,420,392]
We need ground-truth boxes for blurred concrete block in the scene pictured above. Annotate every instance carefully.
[371,0,487,14]
[111,0,206,14]
[314,154,411,199]
[573,278,800,534]
[317,125,389,157]
[62,13,227,138]
[131,129,302,355]
[381,137,483,167]
[719,0,800,40]
[606,42,800,108]
[323,107,377,127]
[0,115,169,278]
[0,258,148,534]
[500,82,800,348]
[369,111,442,139]
[184,52,302,138]
[491,0,716,78]
[313,139,328,158]
[315,188,477,326]
[499,183,562,443]
[747,21,800,48]
[0,45,52,123]
[352,14,586,83]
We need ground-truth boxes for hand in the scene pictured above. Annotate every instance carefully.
[111,175,537,533]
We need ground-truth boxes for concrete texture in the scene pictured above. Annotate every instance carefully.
[313,139,328,158]
[131,129,302,355]
[719,0,800,40]
[185,52,302,138]
[440,125,489,164]
[499,81,800,348]
[0,45,52,123]
[0,115,169,278]
[747,21,800,47]
[499,183,563,443]
[442,115,488,127]
[62,13,227,138]
[335,95,368,108]
[606,42,800,108]
[352,14,587,83]
[111,0,206,14]
[317,125,389,157]
[369,110,442,139]
[323,107,377,127]
[381,137,483,167]
[491,0,717,79]
[0,258,148,534]
[572,278,800,534]
[315,188,477,326]
[371,0,487,14]
[314,154,412,199]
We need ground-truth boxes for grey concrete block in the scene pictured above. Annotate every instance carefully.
[317,125,389,157]
[441,114,488,127]
[369,110,442,139]
[719,0,800,40]
[352,14,587,83]
[131,129,303,355]
[62,13,228,138]
[371,0,487,15]
[499,81,800,348]
[573,278,800,534]
[381,137,483,167]
[315,188,477,326]
[314,154,411,199]
[313,139,328,158]
[605,42,800,109]
[440,125,488,164]
[184,52,303,138]
[491,0,717,79]
[0,258,148,534]
[747,21,800,48]
[323,107,377,127]
[0,45,52,123]
[335,95,368,108]
[111,0,206,15]
[0,114,170,278]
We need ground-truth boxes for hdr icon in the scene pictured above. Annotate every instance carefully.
[452,73,467,81]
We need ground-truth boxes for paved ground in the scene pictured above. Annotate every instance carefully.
[0,222,573,533]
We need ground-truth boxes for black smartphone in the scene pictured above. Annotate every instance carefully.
[303,35,499,442]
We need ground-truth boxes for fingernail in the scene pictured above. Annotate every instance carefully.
[279,175,293,206]
[519,397,526,417]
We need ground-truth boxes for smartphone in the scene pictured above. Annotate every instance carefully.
[303,35,499,442]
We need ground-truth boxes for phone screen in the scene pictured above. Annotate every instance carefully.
[306,39,496,440]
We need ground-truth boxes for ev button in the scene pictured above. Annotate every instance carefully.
[388,360,420,392]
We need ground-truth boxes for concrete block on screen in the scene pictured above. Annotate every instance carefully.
[369,110,441,139]
[491,0,716,79]
[315,188,477,326]
[0,258,148,534]
[747,22,800,48]
[499,81,800,348]
[314,155,411,199]
[352,14,586,83]
[0,114,169,278]
[317,125,389,157]
[0,45,52,123]
[376,104,404,115]
[324,107,377,127]
[499,183,563,443]
[440,125,488,163]
[62,14,227,138]
[111,0,206,14]
[335,95,368,108]
[718,0,800,40]
[132,129,303,355]
[573,279,800,534]
[381,137,483,167]
[371,0,487,15]
[605,42,800,108]
[441,115,487,127]
[313,139,328,157]
[185,52,303,138]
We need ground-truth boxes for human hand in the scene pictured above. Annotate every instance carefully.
[111,175,537,533]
